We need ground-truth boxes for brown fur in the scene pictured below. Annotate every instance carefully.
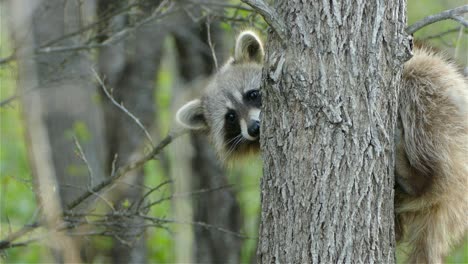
[395,47,468,263]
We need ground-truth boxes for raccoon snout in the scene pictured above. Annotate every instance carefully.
[248,120,260,138]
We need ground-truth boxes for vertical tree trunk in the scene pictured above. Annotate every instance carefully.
[172,12,242,263]
[258,0,409,263]
[9,0,104,261]
[97,1,165,262]
[15,0,106,206]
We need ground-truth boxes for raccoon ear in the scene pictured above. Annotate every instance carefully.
[234,30,264,64]
[176,99,207,130]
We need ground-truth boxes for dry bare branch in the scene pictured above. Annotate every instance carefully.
[73,135,94,187]
[92,68,155,147]
[240,0,287,42]
[0,129,184,251]
[420,26,466,40]
[65,129,186,211]
[406,5,468,34]
[0,0,178,65]
[141,216,250,239]
[134,179,173,212]
[206,17,219,70]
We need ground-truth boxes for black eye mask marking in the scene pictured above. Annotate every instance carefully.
[225,110,237,123]
[244,89,261,107]
[223,109,242,150]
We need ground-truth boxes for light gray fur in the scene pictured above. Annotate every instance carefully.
[176,30,264,159]
[201,63,262,156]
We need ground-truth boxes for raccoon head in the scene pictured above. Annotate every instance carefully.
[176,30,264,160]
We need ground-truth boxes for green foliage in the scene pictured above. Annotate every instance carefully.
[0,65,40,262]
[230,158,262,263]
[144,160,174,262]
[66,121,92,143]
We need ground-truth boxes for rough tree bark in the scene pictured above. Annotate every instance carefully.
[172,12,242,263]
[97,1,166,262]
[258,0,410,263]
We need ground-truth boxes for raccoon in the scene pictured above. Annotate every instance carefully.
[176,30,264,160]
[176,31,468,263]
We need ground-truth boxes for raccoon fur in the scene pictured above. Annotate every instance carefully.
[176,30,263,160]
[176,30,468,263]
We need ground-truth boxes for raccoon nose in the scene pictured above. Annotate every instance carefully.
[248,120,260,138]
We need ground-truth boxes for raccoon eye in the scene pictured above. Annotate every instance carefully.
[225,110,237,123]
[246,90,260,101]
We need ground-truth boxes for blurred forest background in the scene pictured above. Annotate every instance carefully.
[0,0,466,263]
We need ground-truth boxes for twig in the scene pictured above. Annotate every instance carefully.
[0,87,37,108]
[143,184,234,210]
[92,68,154,147]
[111,153,119,176]
[0,95,19,108]
[186,0,253,12]
[65,130,186,211]
[62,183,116,211]
[73,136,94,187]
[37,43,108,54]
[454,26,464,58]
[452,15,468,27]
[0,222,40,250]
[0,55,15,65]
[406,5,468,34]
[0,180,233,250]
[135,179,173,211]
[206,17,219,70]
[141,215,250,239]
[240,0,287,43]
[0,1,178,65]
[420,27,466,40]
[38,1,142,48]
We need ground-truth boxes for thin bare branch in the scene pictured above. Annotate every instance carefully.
[73,136,94,187]
[206,17,219,70]
[406,5,468,34]
[135,179,173,211]
[0,95,19,108]
[420,27,466,40]
[0,222,40,250]
[186,0,253,12]
[0,55,15,65]
[0,1,178,65]
[0,87,38,108]
[92,68,154,147]
[0,178,235,250]
[143,184,234,211]
[240,0,287,43]
[65,129,186,211]
[454,26,465,58]
[111,153,119,177]
[452,15,468,27]
[142,216,250,239]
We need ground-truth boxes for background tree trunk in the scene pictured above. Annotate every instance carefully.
[171,10,242,263]
[9,0,105,261]
[97,1,166,262]
[258,0,410,262]
[14,0,106,207]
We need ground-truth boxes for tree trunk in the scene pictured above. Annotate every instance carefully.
[14,0,106,206]
[258,0,409,263]
[97,1,166,262]
[9,0,105,261]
